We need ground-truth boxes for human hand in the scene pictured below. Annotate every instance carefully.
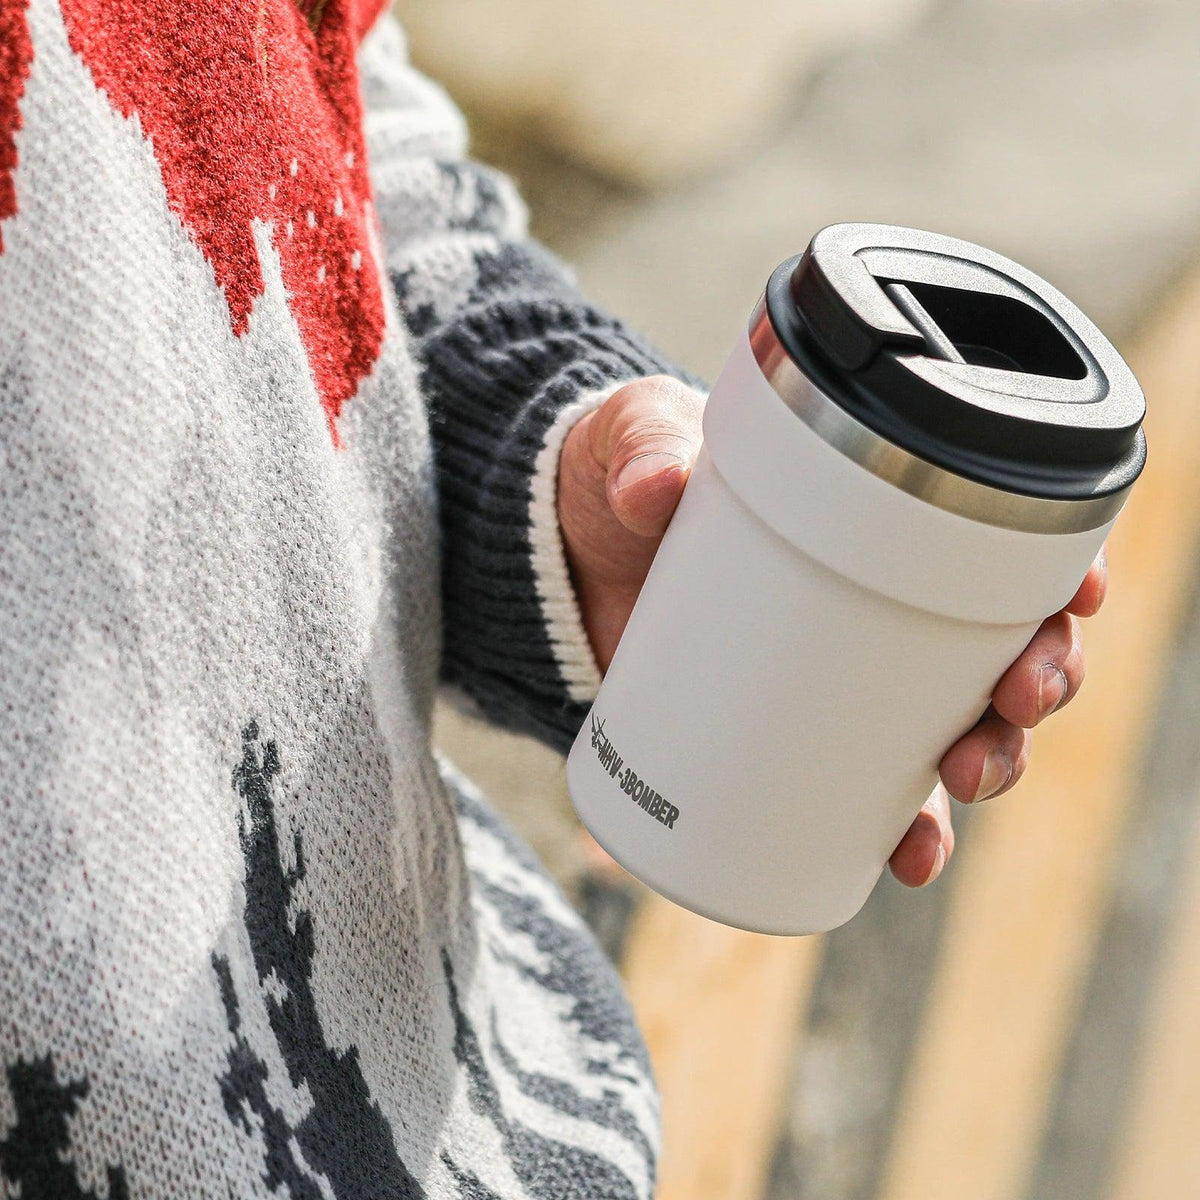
[558,375,1107,888]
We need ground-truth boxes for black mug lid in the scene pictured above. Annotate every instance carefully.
[767,224,1146,501]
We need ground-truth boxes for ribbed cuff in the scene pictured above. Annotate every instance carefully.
[424,298,680,751]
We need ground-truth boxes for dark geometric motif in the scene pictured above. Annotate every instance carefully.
[452,786,651,1083]
[215,720,646,1200]
[213,721,425,1199]
[0,1055,130,1200]
[438,1151,504,1200]
[441,949,640,1200]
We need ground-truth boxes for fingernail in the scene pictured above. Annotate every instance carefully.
[615,452,684,492]
[974,748,1013,802]
[1038,663,1068,719]
[921,842,947,887]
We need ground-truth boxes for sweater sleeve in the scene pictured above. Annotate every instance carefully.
[357,14,690,752]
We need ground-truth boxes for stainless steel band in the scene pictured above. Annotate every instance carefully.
[747,299,1131,535]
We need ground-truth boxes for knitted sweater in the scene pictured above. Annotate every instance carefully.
[0,1,679,1195]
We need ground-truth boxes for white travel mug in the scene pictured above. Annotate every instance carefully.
[566,223,1146,936]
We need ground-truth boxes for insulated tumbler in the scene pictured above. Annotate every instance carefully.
[566,223,1146,936]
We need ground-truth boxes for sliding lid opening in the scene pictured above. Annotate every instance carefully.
[767,223,1146,501]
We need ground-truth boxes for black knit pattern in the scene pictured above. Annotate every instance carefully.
[392,222,683,751]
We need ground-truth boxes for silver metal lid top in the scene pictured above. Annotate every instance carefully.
[749,224,1146,535]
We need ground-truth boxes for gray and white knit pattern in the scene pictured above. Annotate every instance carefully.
[0,4,678,1196]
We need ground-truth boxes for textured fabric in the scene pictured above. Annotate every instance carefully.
[0,1,679,1195]
[360,15,681,749]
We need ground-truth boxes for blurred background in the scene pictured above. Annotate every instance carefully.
[396,1,1200,1197]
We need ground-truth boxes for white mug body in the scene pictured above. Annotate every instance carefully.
[566,328,1116,935]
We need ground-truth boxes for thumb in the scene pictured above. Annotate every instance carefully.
[588,376,705,538]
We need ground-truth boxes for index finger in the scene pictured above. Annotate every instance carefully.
[1064,547,1107,618]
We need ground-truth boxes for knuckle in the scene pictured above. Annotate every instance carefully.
[629,375,705,422]
[617,416,700,460]
[639,372,679,390]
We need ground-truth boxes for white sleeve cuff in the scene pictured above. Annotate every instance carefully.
[527,380,637,704]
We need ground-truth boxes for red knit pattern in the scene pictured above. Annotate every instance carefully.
[0,0,32,253]
[57,0,389,436]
